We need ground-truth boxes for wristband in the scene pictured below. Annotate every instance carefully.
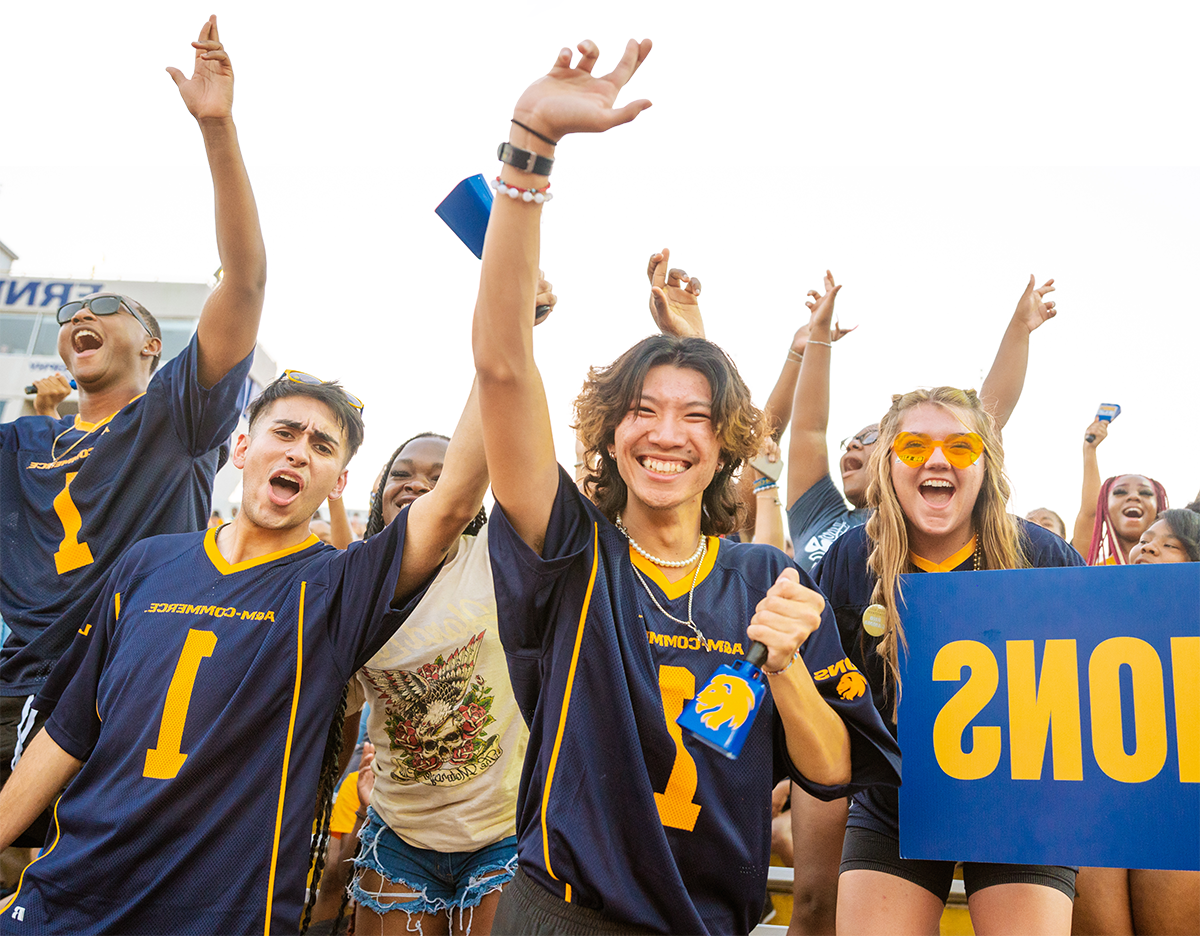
[762,649,800,676]
[787,350,804,363]
[511,119,559,147]
[497,142,554,176]
[807,339,832,348]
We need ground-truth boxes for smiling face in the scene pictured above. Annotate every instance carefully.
[1129,518,1189,564]
[232,396,349,533]
[612,365,721,519]
[1107,474,1158,546]
[840,424,879,507]
[890,403,985,557]
[56,293,159,388]
[380,436,449,528]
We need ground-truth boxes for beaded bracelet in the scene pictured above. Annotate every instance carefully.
[787,350,804,363]
[752,476,777,494]
[807,339,832,348]
[763,649,800,676]
[491,176,553,204]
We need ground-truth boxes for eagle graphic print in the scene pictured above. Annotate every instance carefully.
[361,631,502,786]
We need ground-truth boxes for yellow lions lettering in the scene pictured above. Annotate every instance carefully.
[694,675,757,731]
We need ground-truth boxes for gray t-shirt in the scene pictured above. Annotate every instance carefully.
[787,472,868,573]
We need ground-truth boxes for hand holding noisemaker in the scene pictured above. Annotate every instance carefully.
[678,641,770,758]
[1085,403,1120,443]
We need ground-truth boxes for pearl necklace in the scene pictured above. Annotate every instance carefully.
[627,534,710,647]
[614,514,705,568]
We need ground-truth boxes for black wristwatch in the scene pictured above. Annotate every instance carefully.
[497,142,554,176]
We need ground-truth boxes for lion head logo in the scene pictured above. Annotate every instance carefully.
[837,670,867,701]
[694,675,757,731]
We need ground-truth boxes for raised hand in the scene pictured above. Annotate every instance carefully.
[1013,275,1057,333]
[32,373,72,418]
[1083,417,1109,449]
[648,247,704,338]
[166,16,234,122]
[803,270,854,341]
[512,39,653,143]
[534,269,557,325]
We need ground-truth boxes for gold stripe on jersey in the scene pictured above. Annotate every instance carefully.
[541,522,600,902]
[204,526,320,575]
[910,536,977,573]
[71,394,145,432]
[264,581,306,934]
[1,794,66,915]
[628,536,720,599]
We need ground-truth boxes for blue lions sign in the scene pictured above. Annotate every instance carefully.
[897,563,1198,871]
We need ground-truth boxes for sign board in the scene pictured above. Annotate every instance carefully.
[897,563,1198,871]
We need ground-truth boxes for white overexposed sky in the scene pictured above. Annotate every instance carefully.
[2,1,1197,520]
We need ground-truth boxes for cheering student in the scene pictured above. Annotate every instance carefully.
[818,387,1084,935]
[1070,506,1200,936]
[0,369,489,934]
[782,268,1058,934]
[470,38,900,935]
[0,16,266,842]
[1070,416,1168,564]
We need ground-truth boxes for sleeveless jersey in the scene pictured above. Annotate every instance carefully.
[488,468,901,935]
[0,334,253,695]
[3,512,427,935]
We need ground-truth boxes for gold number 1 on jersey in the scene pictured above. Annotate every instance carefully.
[655,665,703,831]
[144,629,218,780]
[53,471,95,574]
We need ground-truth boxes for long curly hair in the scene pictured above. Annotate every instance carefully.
[573,335,765,535]
[363,433,486,540]
[1086,475,1169,565]
[864,387,1027,717]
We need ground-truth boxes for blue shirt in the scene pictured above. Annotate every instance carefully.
[815,520,1085,837]
[489,468,900,935]
[787,473,868,574]
[8,514,427,935]
[0,335,252,695]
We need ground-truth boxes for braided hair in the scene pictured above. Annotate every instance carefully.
[1086,475,1169,565]
[364,433,486,540]
[299,684,349,933]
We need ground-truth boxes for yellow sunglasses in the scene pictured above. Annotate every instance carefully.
[892,431,984,469]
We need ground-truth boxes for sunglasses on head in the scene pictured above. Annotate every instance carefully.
[840,428,880,451]
[892,432,984,469]
[281,369,365,412]
[56,295,153,336]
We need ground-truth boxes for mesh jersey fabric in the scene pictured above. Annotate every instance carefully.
[0,333,253,695]
[815,519,1085,837]
[786,472,868,574]
[488,467,901,935]
[6,511,429,935]
[357,525,528,853]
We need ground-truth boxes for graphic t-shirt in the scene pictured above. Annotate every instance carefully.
[5,513,428,935]
[787,473,868,574]
[0,334,253,695]
[488,467,901,935]
[357,525,528,852]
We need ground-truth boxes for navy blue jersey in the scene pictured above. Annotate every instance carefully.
[0,334,252,695]
[816,520,1085,836]
[4,514,427,935]
[489,469,900,935]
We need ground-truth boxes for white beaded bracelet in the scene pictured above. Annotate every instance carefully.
[490,176,553,204]
[763,649,800,676]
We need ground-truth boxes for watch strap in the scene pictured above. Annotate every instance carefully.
[497,142,554,177]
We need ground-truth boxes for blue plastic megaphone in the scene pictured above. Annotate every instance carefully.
[677,642,769,759]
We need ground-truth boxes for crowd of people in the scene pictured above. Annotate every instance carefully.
[0,19,1196,936]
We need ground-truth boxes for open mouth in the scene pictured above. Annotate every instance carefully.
[843,455,864,472]
[638,456,689,476]
[919,478,955,506]
[269,471,302,505]
[1122,506,1144,519]
[72,328,103,354]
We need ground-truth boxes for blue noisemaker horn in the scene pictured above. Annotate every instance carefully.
[435,174,551,321]
[25,379,76,394]
[677,642,769,759]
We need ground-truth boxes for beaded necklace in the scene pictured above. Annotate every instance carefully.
[614,514,705,568]
[615,515,710,648]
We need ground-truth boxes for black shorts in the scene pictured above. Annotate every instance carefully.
[840,825,1077,903]
[492,868,659,935]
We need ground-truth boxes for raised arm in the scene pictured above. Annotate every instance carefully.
[786,272,845,507]
[0,729,82,854]
[472,39,652,553]
[1071,416,1108,554]
[168,16,267,389]
[978,275,1056,431]
[326,495,354,550]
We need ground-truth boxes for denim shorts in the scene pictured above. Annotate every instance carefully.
[351,807,517,930]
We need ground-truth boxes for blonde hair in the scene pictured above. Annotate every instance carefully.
[864,387,1027,717]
